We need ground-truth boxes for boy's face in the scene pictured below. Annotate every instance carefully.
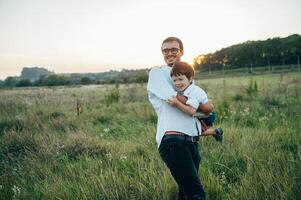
[171,74,192,91]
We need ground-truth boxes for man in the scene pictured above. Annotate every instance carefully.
[147,37,213,200]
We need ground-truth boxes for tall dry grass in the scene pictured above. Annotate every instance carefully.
[0,73,300,199]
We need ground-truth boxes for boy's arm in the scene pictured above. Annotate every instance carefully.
[176,93,214,114]
[167,97,196,116]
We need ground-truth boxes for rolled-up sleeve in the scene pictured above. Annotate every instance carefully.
[186,98,200,109]
[147,67,177,101]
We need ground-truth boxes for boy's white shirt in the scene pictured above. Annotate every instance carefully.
[181,83,209,118]
[147,65,202,148]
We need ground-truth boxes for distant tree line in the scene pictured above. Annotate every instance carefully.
[21,67,54,80]
[0,68,149,88]
[193,34,301,72]
[2,34,300,88]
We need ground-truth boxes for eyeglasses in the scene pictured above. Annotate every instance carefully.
[162,48,181,55]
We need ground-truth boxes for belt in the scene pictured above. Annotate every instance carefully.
[163,133,199,143]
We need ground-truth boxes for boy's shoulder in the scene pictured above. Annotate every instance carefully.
[187,83,206,95]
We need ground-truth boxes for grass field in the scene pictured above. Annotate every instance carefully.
[0,72,301,200]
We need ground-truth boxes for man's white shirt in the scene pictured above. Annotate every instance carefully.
[147,65,206,148]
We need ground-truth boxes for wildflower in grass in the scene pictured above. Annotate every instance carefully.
[12,185,21,198]
[220,171,227,185]
[259,115,268,122]
[106,152,112,159]
[242,107,250,116]
[120,155,127,162]
[229,109,236,116]
[56,143,65,150]
[104,128,110,133]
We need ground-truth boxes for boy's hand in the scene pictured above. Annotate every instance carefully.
[166,97,180,107]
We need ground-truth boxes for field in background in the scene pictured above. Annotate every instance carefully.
[195,64,301,80]
[0,72,300,200]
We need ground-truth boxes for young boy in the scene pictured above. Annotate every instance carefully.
[167,61,223,141]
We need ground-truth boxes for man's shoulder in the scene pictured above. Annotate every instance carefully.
[149,65,171,76]
[150,65,169,71]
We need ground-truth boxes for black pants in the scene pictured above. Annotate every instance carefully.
[159,136,206,200]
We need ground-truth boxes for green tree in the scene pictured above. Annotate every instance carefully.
[21,66,53,80]
[193,34,301,71]
[17,79,32,87]
[81,77,92,85]
[4,77,18,87]
[34,75,70,86]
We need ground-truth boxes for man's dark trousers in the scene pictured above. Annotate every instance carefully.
[159,136,206,200]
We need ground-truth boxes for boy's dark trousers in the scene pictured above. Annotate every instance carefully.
[159,137,206,200]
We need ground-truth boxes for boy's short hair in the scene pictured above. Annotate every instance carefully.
[161,36,184,51]
[171,61,194,79]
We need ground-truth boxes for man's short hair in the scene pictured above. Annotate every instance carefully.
[171,61,194,79]
[161,36,184,51]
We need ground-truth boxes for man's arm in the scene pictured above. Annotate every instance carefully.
[198,99,214,114]
[147,67,177,101]
[176,93,214,115]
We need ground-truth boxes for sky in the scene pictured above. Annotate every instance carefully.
[0,0,300,80]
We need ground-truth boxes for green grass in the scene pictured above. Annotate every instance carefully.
[195,64,301,80]
[0,72,300,199]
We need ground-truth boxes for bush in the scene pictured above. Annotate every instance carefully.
[16,79,32,87]
[60,133,110,159]
[3,77,18,87]
[50,111,66,119]
[93,115,112,125]
[0,118,24,135]
[34,75,71,86]
[262,96,283,107]
[105,85,120,105]
[245,78,258,97]
[232,94,244,101]
[81,77,92,85]
[0,101,28,116]
[0,131,38,160]
[216,100,230,123]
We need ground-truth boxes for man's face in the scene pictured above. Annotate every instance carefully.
[161,41,183,66]
[171,74,192,92]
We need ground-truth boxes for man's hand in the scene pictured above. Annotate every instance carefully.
[198,99,214,114]
[166,97,180,107]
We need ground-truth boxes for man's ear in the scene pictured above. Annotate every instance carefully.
[179,50,184,57]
